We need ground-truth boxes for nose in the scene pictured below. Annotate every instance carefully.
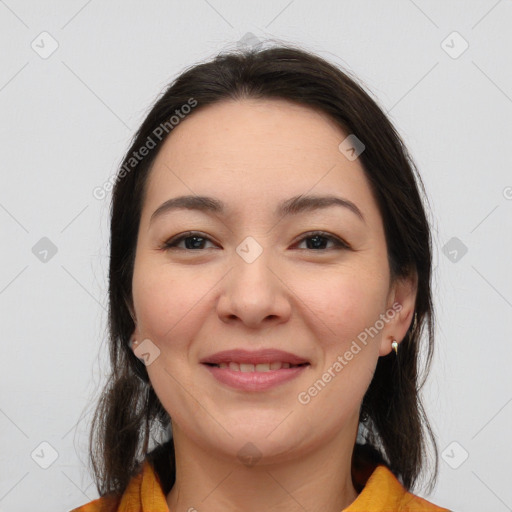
[216,245,292,330]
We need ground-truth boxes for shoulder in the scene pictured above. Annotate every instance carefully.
[346,464,451,511]
[69,460,167,512]
[69,493,121,512]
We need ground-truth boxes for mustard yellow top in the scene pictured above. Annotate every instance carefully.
[70,459,450,511]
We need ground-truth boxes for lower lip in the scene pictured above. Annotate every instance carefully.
[203,364,309,391]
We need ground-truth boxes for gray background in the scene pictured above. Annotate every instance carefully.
[1,1,511,511]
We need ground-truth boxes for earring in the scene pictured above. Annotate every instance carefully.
[391,340,398,354]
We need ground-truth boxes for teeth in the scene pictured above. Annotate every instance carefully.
[214,361,303,372]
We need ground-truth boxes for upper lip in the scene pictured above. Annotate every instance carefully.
[200,349,309,365]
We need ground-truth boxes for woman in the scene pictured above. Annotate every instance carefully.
[71,44,450,511]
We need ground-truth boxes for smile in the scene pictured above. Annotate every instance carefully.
[206,361,308,372]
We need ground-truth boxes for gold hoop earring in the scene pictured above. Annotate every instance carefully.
[391,340,398,354]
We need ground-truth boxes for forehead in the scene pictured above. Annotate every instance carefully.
[142,98,380,224]
[154,98,346,167]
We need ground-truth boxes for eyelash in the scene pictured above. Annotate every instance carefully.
[161,231,350,252]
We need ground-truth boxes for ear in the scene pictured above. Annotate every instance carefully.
[378,270,418,357]
[130,324,142,352]
[125,296,140,353]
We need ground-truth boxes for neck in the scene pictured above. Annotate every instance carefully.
[166,421,360,512]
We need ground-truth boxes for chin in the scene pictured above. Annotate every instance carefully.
[207,418,313,464]
[219,435,304,468]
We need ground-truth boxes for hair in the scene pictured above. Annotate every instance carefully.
[89,42,439,502]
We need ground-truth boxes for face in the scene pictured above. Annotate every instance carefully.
[130,98,416,464]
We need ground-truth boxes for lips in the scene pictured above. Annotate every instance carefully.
[200,348,310,367]
[201,349,311,391]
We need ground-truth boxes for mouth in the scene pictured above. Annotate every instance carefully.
[200,349,310,368]
[200,349,311,391]
[203,361,310,372]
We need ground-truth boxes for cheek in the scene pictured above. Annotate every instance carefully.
[132,264,209,424]
[299,275,383,421]
[300,268,388,346]
[132,261,204,342]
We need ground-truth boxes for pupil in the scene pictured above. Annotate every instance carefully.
[187,236,204,249]
[308,235,324,250]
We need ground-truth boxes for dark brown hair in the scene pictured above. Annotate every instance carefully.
[89,42,439,501]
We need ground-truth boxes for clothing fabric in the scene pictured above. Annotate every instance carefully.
[70,459,450,511]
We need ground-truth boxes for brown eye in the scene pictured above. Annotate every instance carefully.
[295,231,350,251]
[162,232,217,250]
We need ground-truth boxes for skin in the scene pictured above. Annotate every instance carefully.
[130,98,417,512]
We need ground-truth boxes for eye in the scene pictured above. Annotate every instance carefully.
[161,231,217,250]
[161,230,350,251]
[294,231,350,251]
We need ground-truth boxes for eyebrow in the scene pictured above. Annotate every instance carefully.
[149,194,365,225]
